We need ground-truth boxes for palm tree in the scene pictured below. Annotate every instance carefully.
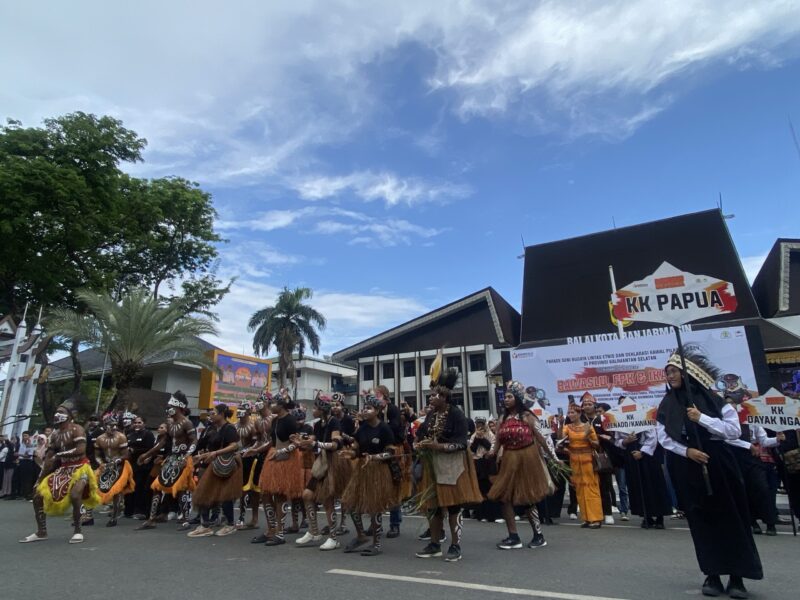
[248,287,326,390]
[47,288,218,408]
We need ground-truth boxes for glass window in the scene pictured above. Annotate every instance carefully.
[469,354,486,372]
[446,356,462,371]
[423,358,434,373]
[472,391,489,411]
[402,360,416,378]
[363,364,374,380]
[382,362,394,379]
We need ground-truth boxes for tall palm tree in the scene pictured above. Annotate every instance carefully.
[248,286,326,390]
[47,288,218,407]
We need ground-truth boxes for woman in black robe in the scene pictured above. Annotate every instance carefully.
[616,428,672,529]
[656,350,762,599]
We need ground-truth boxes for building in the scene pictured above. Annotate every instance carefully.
[268,354,358,406]
[332,287,521,419]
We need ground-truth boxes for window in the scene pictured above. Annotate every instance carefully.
[382,362,395,379]
[363,364,374,380]
[446,356,462,372]
[472,391,489,411]
[423,358,434,373]
[403,396,417,410]
[403,360,416,378]
[469,354,486,372]
[294,369,301,379]
[450,393,464,408]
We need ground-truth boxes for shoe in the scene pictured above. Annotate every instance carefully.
[320,537,340,551]
[415,543,442,558]
[494,518,505,523]
[611,506,620,514]
[587,522,601,529]
[527,534,547,548]
[751,524,762,535]
[215,525,237,537]
[444,544,462,562]
[286,525,300,534]
[69,533,84,544]
[360,545,382,556]
[133,514,147,520]
[386,525,400,539]
[765,525,777,536]
[188,516,201,525]
[167,511,177,521]
[726,576,749,599]
[176,520,191,531]
[320,525,331,536]
[296,532,323,546]
[188,525,215,538]
[497,535,523,550]
[604,515,614,525]
[264,536,286,546]
[135,521,156,531]
[620,512,629,522]
[417,528,432,540]
[343,537,369,553]
[670,511,685,520]
[641,519,651,529]
[514,515,520,521]
[19,533,47,543]
[251,534,268,544]
[569,513,578,520]
[106,519,117,527]
[701,575,724,597]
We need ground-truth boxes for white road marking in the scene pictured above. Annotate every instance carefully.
[327,569,631,600]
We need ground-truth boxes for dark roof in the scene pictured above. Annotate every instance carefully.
[752,239,800,318]
[520,209,761,342]
[332,287,521,362]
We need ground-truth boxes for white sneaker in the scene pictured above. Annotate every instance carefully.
[514,516,520,521]
[69,533,84,544]
[320,537,340,551]
[494,518,505,523]
[19,533,47,543]
[620,512,630,522]
[296,531,323,546]
[167,511,177,521]
[568,513,578,520]
[604,516,615,525]
[611,506,620,514]
[215,525,237,537]
[187,525,214,538]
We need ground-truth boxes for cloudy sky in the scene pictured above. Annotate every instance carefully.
[3,1,800,356]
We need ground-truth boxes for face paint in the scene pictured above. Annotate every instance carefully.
[166,407,176,417]
[54,412,68,424]
[237,409,247,418]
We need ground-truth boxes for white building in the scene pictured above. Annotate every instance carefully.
[269,354,358,406]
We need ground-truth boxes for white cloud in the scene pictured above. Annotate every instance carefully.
[216,208,317,232]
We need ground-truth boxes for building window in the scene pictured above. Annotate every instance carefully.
[446,356,462,372]
[450,393,464,408]
[472,391,489,411]
[363,364,374,380]
[403,360,416,378]
[382,362,395,379]
[294,369,301,379]
[423,358,434,373]
[403,396,417,410]
[469,354,486,372]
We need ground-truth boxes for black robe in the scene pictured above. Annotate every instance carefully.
[621,434,672,519]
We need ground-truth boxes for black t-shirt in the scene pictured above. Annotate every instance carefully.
[271,413,299,444]
[127,429,155,460]
[381,403,405,444]
[340,414,356,436]
[354,421,394,455]
[206,423,239,451]
[314,416,341,444]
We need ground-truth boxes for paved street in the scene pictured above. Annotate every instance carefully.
[1,500,796,600]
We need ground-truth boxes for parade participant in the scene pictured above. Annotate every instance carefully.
[340,394,399,556]
[188,403,243,538]
[414,353,482,562]
[616,426,672,529]
[19,398,101,544]
[374,384,408,539]
[290,404,313,533]
[85,414,102,469]
[253,391,304,546]
[581,393,616,525]
[125,416,155,519]
[563,404,603,528]
[136,391,197,531]
[235,400,268,530]
[488,381,556,549]
[657,349,762,599]
[296,391,350,550]
[94,414,135,527]
[330,392,352,535]
[469,416,501,523]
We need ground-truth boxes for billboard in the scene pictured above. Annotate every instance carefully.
[510,326,757,412]
[199,350,272,410]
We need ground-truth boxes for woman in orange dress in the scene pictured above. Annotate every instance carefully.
[564,405,603,528]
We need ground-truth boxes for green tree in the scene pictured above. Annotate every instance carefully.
[47,288,218,408]
[248,287,326,389]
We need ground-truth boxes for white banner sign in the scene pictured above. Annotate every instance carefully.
[510,326,756,413]
[611,262,738,327]
[604,397,658,434]
[741,388,800,431]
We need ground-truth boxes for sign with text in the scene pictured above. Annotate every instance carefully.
[510,326,756,412]
[611,262,737,327]
[741,388,800,431]
[604,397,658,434]
[199,350,272,410]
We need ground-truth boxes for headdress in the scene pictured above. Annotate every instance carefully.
[290,406,307,421]
[665,343,721,390]
[103,413,119,426]
[255,390,272,409]
[506,380,526,402]
[239,400,253,413]
[580,392,596,405]
[429,350,459,397]
[56,395,77,416]
[167,391,189,411]
[363,394,382,409]
[272,389,293,408]
[331,392,345,404]
[474,416,487,425]
[314,390,332,411]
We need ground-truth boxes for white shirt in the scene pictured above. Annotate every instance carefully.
[615,429,658,456]
[656,403,740,458]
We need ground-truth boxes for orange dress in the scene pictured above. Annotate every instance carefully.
[566,424,603,523]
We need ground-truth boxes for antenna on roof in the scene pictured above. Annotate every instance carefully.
[517,234,526,259]
[612,216,616,229]
[719,192,734,219]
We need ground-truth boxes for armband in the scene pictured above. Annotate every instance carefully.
[443,443,464,452]
[372,452,392,461]
[186,444,197,455]
[316,440,339,451]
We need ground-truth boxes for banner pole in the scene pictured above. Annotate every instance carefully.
[673,325,713,496]
[608,265,624,339]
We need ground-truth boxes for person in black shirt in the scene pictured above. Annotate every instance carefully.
[375,385,408,539]
[188,404,242,537]
[124,416,155,519]
[340,394,399,556]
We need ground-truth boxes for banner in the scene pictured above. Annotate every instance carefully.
[604,397,658,434]
[741,388,800,431]
[510,326,756,413]
[199,350,272,410]
[611,262,737,327]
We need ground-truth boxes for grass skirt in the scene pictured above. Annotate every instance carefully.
[341,458,399,514]
[258,448,305,499]
[242,456,263,493]
[419,450,482,510]
[399,444,413,501]
[193,456,243,508]
[488,444,554,506]
[151,456,196,497]
[96,460,136,504]
[36,460,101,516]
[312,450,353,503]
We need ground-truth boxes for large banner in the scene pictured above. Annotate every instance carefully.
[199,350,272,410]
[510,326,756,412]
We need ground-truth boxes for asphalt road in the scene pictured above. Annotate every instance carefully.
[1,500,796,600]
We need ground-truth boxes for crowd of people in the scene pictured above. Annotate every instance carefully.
[9,348,800,599]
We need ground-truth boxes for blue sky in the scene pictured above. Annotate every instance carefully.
[3,1,800,356]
